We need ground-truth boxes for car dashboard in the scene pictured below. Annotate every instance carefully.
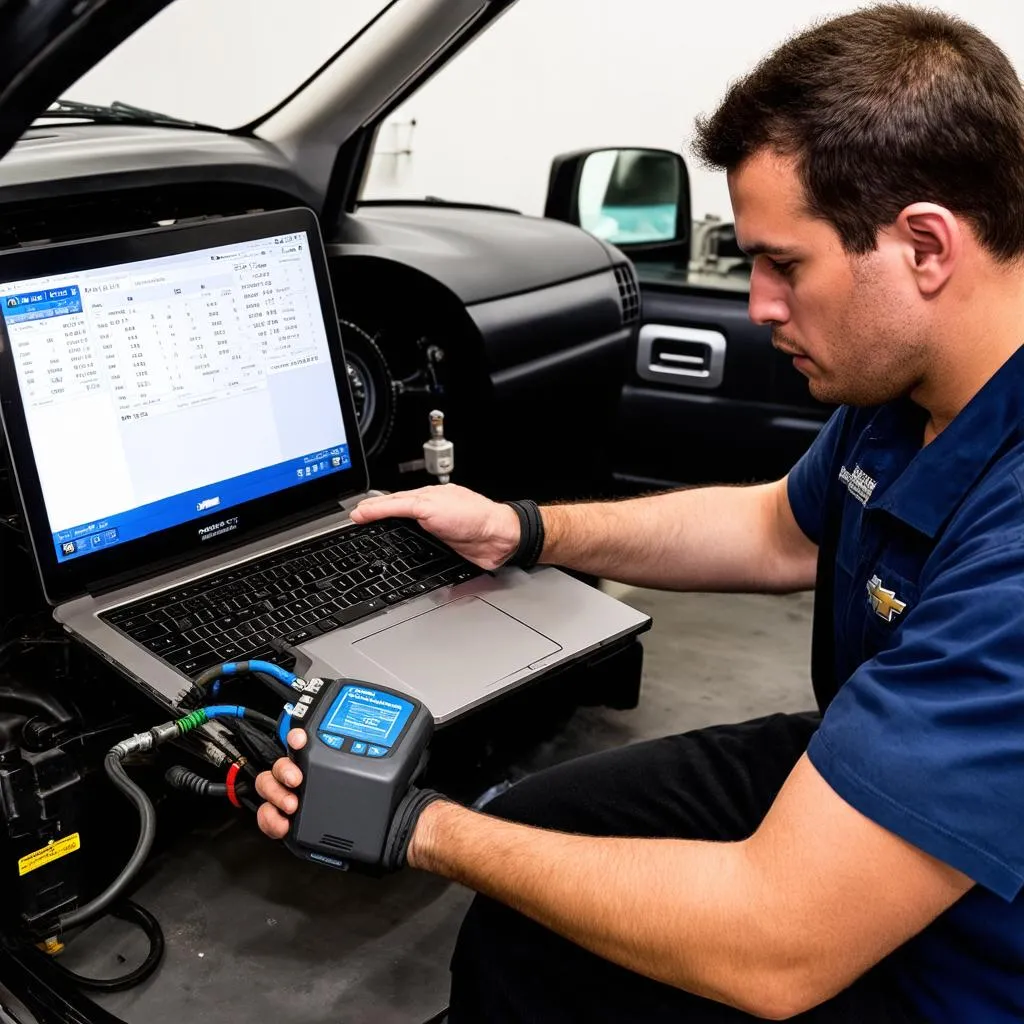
[0,124,640,510]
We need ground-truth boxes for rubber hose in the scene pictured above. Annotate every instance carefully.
[49,899,165,992]
[165,765,228,797]
[253,671,299,704]
[0,685,73,724]
[57,751,156,931]
[240,707,279,733]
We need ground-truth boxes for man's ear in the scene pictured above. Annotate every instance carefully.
[890,203,961,296]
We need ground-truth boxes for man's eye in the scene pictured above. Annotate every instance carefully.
[767,258,796,278]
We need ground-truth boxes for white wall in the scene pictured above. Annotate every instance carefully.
[362,0,1024,223]
[67,0,1024,225]
[68,0,389,127]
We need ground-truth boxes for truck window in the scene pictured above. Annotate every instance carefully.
[359,2,753,293]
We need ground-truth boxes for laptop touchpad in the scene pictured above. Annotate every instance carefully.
[353,597,561,691]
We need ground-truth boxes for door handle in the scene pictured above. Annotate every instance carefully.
[636,324,726,390]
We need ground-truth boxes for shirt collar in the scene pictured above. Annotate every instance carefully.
[870,344,1024,538]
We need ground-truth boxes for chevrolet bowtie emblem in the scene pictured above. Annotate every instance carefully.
[866,575,907,623]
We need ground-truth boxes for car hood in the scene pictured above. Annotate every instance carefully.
[0,0,174,164]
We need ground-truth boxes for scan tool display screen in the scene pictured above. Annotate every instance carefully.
[321,686,416,749]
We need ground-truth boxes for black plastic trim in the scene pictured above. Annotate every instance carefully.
[491,328,632,387]
[330,206,616,306]
[614,384,828,486]
[467,271,624,373]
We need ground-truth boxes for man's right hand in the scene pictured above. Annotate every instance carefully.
[349,484,521,571]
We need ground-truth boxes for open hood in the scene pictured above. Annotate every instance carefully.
[0,0,174,163]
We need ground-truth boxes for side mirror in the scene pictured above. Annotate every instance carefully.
[545,147,690,257]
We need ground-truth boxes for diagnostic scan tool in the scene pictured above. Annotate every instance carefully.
[284,678,435,870]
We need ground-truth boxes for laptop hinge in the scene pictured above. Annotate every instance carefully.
[340,488,382,513]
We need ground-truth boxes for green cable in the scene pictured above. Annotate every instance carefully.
[175,709,208,734]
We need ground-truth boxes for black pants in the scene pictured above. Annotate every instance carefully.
[448,712,918,1023]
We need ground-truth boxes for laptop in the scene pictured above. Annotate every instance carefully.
[0,207,650,723]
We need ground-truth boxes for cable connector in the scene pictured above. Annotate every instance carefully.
[112,732,155,759]
[423,409,454,484]
[150,722,180,746]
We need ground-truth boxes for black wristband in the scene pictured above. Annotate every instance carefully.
[504,499,545,570]
[381,787,447,871]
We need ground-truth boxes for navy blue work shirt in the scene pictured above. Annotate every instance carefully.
[788,344,1024,1023]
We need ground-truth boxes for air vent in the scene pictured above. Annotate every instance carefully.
[614,264,640,325]
[320,834,354,853]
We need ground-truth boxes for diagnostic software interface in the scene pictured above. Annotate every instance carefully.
[1,231,350,563]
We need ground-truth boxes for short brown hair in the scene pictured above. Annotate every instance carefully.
[693,4,1024,260]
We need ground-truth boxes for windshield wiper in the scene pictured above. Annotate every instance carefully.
[34,98,224,132]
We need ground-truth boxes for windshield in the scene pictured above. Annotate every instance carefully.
[61,0,393,129]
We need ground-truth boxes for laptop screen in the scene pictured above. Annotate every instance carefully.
[0,208,367,603]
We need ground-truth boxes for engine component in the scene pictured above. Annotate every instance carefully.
[0,702,84,934]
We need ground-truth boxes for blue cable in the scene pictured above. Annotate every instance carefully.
[200,660,303,747]
[222,660,299,687]
[210,659,300,698]
[202,701,295,750]
[278,708,294,749]
[203,705,248,720]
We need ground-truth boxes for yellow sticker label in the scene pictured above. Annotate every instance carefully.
[17,833,81,877]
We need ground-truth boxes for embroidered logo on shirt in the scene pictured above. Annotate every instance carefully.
[838,464,877,505]
[866,575,907,623]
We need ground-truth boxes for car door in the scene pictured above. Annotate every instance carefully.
[545,147,831,490]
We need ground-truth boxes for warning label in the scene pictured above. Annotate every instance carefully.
[18,833,81,877]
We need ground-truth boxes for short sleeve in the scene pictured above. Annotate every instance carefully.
[808,528,1024,900]
[787,407,849,545]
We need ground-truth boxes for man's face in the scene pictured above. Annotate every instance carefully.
[728,150,929,406]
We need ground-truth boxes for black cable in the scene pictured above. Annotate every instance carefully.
[55,678,285,933]
[190,663,295,706]
[0,685,73,724]
[165,765,228,797]
[225,719,279,773]
[172,710,252,774]
[48,900,165,993]
[58,751,156,931]
[241,707,279,733]
[253,670,297,704]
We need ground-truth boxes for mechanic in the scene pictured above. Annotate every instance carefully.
[255,6,1024,1021]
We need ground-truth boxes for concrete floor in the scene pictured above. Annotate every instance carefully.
[61,585,817,1024]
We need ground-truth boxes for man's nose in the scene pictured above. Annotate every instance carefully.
[748,261,789,327]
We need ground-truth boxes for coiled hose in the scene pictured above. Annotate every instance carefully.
[49,899,165,992]
[57,750,157,931]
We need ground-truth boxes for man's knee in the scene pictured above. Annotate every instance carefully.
[478,774,555,827]
[477,761,607,833]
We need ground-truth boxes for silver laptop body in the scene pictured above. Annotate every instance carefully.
[0,207,649,725]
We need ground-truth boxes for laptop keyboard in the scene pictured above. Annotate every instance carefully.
[100,519,483,678]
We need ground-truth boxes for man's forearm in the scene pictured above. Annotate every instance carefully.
[410,800,808,1017]
[538,481,815,592]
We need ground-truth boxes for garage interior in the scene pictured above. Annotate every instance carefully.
[19,585,815,1024]
[1,2,1019,1022]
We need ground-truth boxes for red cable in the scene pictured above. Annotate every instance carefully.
[225,761,243,808]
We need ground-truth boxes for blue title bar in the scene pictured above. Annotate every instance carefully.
[3,286,83,324]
